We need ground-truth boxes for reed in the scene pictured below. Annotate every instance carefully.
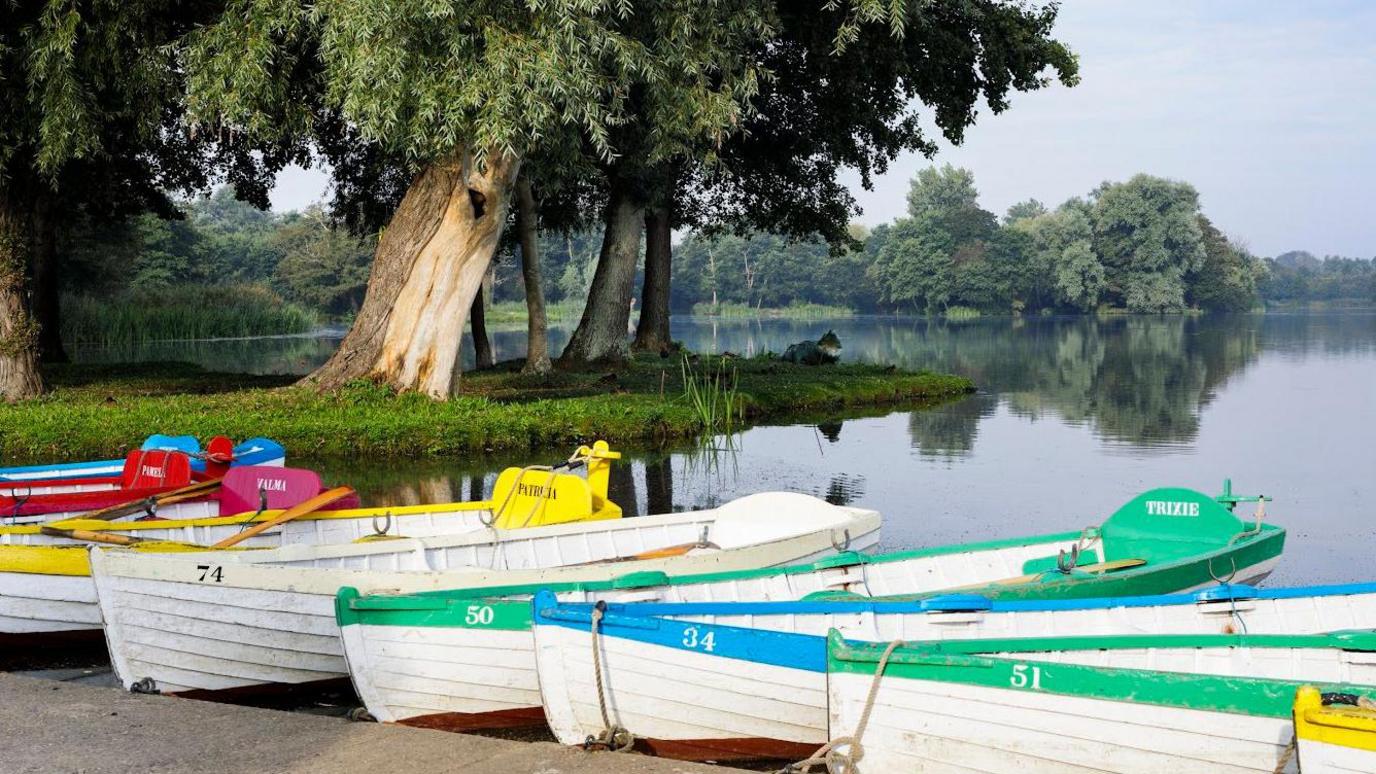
[679,354,741,435]
[62,285,317,344]
[690,302,855,319]
[942,305,982,320]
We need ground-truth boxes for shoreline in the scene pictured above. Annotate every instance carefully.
[0,357,975,461]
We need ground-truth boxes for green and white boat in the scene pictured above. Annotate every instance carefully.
[826,630,1376,773]
[336,483,1285,732]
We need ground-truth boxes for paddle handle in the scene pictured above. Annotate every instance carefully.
[46,477,224,525]
[210,486,356,549]
[39,526,143,546]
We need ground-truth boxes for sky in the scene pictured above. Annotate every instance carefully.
[268,0,1376,259]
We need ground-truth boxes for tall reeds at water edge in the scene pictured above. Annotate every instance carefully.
[61,285,318,345]
[680,354,741,435]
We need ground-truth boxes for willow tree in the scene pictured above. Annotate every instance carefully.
[607,0,1080,362]
[181,1,774,397]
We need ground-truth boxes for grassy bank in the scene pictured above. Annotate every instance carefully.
[62,285,318,344]
[689,302,855,318]
[1,357,974,460]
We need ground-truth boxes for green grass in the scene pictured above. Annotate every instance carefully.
[482,300,584,325]
[689,302,855,318]
[61,285,318,344]
[0,357,974,460]
[942,306,982,320]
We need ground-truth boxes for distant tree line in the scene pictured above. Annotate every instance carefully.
[669,166,1295,315]
[1259,251,1376,303]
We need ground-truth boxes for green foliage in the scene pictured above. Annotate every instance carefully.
[1187,217,1264,312]
[0,359,974,459]
[1090,175,1206,312]
[907,164,981,218]
[184,1,776,172]
[1258,253,1376,304]
[672,232,876,312]
[60,285,316,345]
[270,208,373,315]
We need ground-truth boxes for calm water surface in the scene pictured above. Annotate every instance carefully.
[72,312,1376,586]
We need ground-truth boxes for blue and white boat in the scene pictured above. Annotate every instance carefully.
[531,583,1376,761]
[0,434,285,493]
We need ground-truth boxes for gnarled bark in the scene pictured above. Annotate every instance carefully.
[515,177,551,374]
[0,188,45,400]
[559,181,644,366]
[469,285,493,370]
[632,201,673,353]
[303,151,520,397]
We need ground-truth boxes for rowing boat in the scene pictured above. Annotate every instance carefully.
[93,491,878,695]
[825,630,1376,773]
[0,436,287,523]
[0,435,284,490]
[1295,685,1376,773]
[530,580,1376,761]
[2,443,624,641]
[336,483,1285,739]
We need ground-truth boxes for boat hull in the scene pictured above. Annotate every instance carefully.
[827,633,1376,774]
[0,504,496,638]
[95,496,881,694]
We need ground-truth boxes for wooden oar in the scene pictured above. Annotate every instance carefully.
[39,477,225,526]
[949,558,1147,591]
[211,486,356,549]
[38,526,146,546]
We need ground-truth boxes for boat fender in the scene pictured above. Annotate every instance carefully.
[920,594,994,613]
[1193,584,1260,603]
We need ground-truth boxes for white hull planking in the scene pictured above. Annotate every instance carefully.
[0,508,496,638]
[0,572,101,635]
[1298,738,1376,773]
[530,585,1376,753]
[95,495,880,693]
[536,621,825,752]
[342,624,540,726]
[831,645,1376,774]
[830,670,1297,773]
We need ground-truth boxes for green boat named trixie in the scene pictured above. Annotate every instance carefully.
[336,482,1286,733]
[825,630,1376,773]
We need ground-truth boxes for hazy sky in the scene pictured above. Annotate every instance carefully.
[269,0,1376,258]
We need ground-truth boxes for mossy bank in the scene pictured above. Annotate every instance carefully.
[0,357,974,459]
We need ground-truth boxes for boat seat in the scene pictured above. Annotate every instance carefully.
[119,450,193,490]
[708,492,853,550]
[218,466,330,517]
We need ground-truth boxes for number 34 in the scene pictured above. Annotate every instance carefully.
[1009,663,1043,690]
[681,626,717,652]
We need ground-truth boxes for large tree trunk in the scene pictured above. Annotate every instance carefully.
[0,188,45,400]
[303,152,520,397]
[515,177,551,374]
[31,191,67,363]
[559,182,644,366]
[632,202,672,353]
[469,286,493,370]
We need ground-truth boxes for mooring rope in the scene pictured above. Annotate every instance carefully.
[1272,733,1296,774]
[782,639,903,774]
[483,449,590,569]
[584,602,635,752]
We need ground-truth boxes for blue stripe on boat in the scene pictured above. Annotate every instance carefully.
[532,590,827,672]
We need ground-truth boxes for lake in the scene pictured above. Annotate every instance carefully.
[71,311,1376,586]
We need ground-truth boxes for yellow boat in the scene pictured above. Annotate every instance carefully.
[0,442,621,641]
[1295,685,1376,773]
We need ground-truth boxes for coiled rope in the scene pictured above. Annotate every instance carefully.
[781,639,903,774]
[583,602,635,752]
[483,449,591,569]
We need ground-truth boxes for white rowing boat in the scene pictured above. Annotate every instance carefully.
[91,492,878,694]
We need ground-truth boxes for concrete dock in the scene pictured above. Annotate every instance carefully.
[0,674,745,774]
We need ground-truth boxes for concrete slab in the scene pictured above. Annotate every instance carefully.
[0,674,746,774]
